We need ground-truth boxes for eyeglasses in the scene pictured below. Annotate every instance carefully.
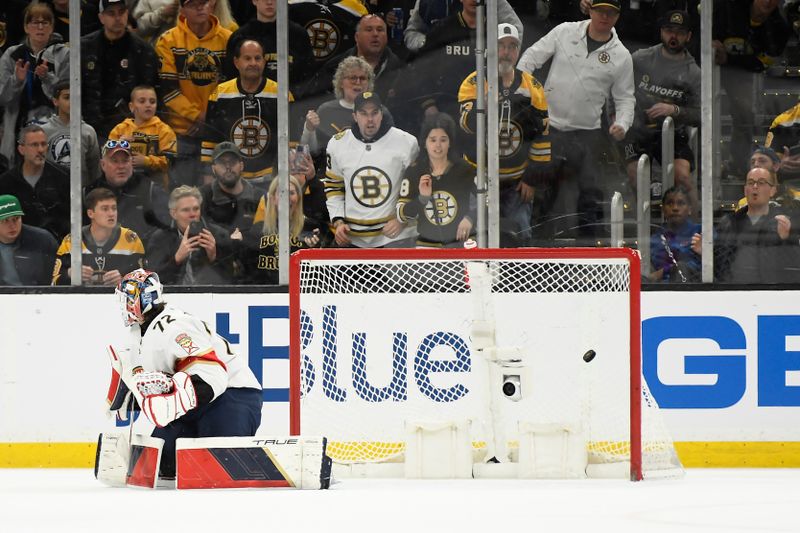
[26,19,52,27]
[345,75,369,83]
[745,179,775,188]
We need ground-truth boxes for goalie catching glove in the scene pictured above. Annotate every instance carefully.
[135,371,197,428]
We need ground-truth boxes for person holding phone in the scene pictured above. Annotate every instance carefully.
[146,185,236,284]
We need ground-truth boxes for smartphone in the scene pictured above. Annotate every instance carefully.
[290,144,309,174]
[188,220,204,238]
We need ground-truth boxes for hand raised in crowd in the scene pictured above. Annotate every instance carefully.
[196,228,217,262]
[419,174,433,197]
[303,228,321,248]
[102,270,123,287]
[646,103,677,121]
[781,146,800,173]
[517,180,535,203]
[608,124,626,141]
[160,0,179,19]
[382,218,407,239]
[175,225,201,264]
[33,60,49,79]
[690,233,702,255]
[291,150,315,185]
[333,221,351,246]
[456,217,473,241]
[14,59,29,82]
[775,214,791,240]
[305,110,320,132]
[712,40,728,65]
[579,0,592,15]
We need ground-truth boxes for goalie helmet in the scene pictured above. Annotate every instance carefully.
[116,269,164,327]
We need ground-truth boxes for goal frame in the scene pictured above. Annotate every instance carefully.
[289,247,643,481]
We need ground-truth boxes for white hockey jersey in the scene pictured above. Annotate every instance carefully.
[132,305,260,401]
[324,126,419,248]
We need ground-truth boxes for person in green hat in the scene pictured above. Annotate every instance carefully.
[0,194,58,285]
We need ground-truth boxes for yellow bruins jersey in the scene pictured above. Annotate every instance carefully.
[458,70,551,181]
[156,15,232,135]
[766,103,800,152]
[201,77,294,181]
[109,117,177,189]
[52,226,145,285]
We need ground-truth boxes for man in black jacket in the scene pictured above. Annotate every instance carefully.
[0,194,58,286]
[0,125,70,241]
[80,0,159,140]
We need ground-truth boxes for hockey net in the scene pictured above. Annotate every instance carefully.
[289,248,683,480]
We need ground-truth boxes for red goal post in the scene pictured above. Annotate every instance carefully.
[289,247,679,481]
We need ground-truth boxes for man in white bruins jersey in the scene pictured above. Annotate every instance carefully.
[324,91,419,248]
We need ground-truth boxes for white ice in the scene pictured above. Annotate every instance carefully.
[1,469,799,532]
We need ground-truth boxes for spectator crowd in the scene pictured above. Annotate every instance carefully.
[1,0,800,286]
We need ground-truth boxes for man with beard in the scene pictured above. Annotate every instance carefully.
[621,10,701,211]
[458,24,551,246]
[202,39,294,186]
[200,142,261,239]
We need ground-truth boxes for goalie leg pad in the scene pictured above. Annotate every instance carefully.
[95,432,131,488]
[175,436,332,490]
[126,434,165,489]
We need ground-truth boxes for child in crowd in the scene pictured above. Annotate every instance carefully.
[41,80,102,185]
[108,85,177,190]
[648,185,701,283]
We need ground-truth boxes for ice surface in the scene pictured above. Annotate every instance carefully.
[1,469,799,532]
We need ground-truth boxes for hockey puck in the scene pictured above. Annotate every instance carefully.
[583,349,596,363]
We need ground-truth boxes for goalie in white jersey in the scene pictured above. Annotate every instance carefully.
[112,268,262,478]
[324,91,419,248]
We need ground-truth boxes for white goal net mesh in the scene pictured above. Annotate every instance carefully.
[294,251,682,478]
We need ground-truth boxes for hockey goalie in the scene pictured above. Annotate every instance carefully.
[96,268,331,489]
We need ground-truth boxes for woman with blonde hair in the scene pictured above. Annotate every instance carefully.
[243,176,323,284]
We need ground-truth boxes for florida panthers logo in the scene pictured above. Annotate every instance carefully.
[306,19,340,59]
[231,117,270,158]
[424,191,458,226]
[183,48,220,86]
[351,166,392,208]
[499,121,522,157]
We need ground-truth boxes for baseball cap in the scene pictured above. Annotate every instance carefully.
[0,195,24,221]
[591,0,621,10]
[98,0,126,13]
[498,23,520,43]
[660,10,691,31]
[354,91,382,112]
[751,146,781,164]
[102,139,132,158]
[211,142,242,161]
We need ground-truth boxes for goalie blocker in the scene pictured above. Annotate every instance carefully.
[96,434,332,490]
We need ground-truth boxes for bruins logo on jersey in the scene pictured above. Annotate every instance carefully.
[231,117,270,158]
[183,48,221,86]
[499,120,523,158]
[350,166,392,208]
[424,191,458,226]
[305,18,340,60]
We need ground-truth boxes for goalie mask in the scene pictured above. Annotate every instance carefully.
[116,269,164,327]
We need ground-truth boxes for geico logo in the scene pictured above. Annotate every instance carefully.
[299,305,471,403]
[643,315,800,409]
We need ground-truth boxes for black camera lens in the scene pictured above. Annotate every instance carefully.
[502,381,517,397]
